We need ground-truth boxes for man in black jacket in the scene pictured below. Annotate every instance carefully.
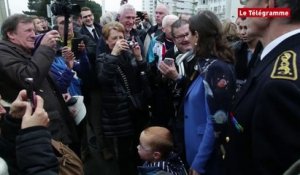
[117,4,145,53]
[0,14,78,147]
[80,7,102,44]
[233,17,261,92]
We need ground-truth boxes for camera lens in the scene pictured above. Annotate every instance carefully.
[127,40,134,47]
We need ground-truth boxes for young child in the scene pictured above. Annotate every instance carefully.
[137,126,187,175]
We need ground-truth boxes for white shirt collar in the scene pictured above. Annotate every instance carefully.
[261,29,300,60]
[86,25,95,34]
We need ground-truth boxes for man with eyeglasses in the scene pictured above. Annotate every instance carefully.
[147,14,179,127]
[158,19,195,169]
[225,0,300,175]
[165,19,193,63]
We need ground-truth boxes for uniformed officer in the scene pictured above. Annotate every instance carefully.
[224,0,300,175]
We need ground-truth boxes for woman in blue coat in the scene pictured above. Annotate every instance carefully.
[184,11,236,175]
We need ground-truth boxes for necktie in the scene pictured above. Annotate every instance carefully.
[92,29,98,42]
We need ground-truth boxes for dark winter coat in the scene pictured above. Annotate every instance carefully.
[96,50,149,137]
[0,40,78,145]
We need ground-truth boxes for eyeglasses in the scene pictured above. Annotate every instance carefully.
[173,33,189,41]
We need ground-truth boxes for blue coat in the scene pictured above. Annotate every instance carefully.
[184,58,235,175]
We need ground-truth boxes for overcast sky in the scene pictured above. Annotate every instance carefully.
[7,0,142,15]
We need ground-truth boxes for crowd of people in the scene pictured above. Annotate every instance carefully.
[0,0,300,175]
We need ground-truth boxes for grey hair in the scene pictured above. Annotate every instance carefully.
[162,15,179,28]
[100,12,117,26]
[171,19,189,37]
[156,4,170,15]
[118,4,136,17]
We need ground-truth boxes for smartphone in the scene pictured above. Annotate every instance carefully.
[164,57,174,66]
[136,11,144,21]
[71,38,83,56]
[25,78,36,109]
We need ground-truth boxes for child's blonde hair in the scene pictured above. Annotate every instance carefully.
[142,126,173,158]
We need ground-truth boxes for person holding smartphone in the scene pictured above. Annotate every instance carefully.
[0,14,78,152]
[50,15,91,98]
[0,90,58,175]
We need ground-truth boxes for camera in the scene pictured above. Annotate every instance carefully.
[50,0,81,16]
[127,40,134,48]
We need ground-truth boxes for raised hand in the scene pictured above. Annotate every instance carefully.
[21,95,49,129]
[158,60,180,80]
[9,90,29,119]
[111,39,129,56]
[62,46,75,69]
[40,30,60,50]
[131,37,142,61]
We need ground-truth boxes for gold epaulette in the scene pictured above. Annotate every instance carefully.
[271,50,297,80]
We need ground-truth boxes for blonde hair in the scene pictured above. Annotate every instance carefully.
[102,21,125,40]
[223,20,239,42]
[142,126,173,158]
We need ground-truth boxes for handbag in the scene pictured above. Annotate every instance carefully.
[117,66,145,111]
[51,139,84,175]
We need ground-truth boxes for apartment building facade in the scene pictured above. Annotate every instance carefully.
[197,0,243,22]
[142,0,242,22]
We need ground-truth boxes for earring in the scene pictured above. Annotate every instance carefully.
[195,42,197,46]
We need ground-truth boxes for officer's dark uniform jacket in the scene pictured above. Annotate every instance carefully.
[0,40,78,145]
[96,50,149,137]
[225,32,300,175]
